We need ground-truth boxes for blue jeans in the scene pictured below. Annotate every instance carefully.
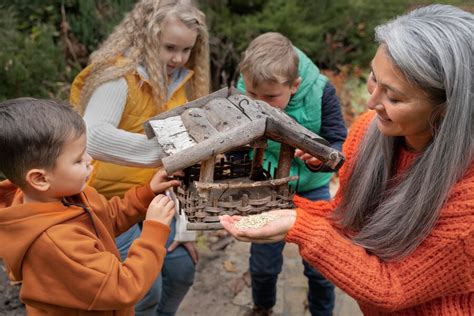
[249,184,335,315]
[117,218,195,316]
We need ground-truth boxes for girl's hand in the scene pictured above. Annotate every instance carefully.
[219,209,297,243]
[149,169,181,194]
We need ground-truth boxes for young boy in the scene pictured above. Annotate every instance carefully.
[0,98,179,315]
[237,32,347,316]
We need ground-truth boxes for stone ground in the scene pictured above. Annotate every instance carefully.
[177,233,362,316]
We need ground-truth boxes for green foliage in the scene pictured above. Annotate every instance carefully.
[67,0,134,53]
[0,0,135,100]
[0,6,65,100]
[0,0,470,98]
[202,0,470,89]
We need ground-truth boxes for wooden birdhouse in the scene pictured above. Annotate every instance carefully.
[144,88,344,230]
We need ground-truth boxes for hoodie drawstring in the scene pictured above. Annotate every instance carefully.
[61,198,100,239]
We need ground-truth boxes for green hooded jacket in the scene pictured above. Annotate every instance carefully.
[237,47,333,192]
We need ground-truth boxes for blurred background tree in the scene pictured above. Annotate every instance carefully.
[0,0,471,181]
[0,0,471,109]
[0,0,134,100]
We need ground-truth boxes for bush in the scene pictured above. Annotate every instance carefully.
[0,0,470,98]
[0,0,134,101]
[0,6,66,100]
[201,0,470,90]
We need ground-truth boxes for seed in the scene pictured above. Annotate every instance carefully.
[234,213,281,230]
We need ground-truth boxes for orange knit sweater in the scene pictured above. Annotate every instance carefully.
[286,111,474,315]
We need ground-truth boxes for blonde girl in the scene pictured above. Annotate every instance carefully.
[70,0,209,315]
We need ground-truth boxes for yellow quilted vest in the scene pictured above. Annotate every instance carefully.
[70,57,193,198]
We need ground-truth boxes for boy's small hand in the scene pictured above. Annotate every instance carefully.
[146,194,175,226]
[294,149,322,169]
[150,169,181,194]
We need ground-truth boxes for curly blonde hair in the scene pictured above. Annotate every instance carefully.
[78,0,210,113]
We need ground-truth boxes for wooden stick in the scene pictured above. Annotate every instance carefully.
[194,175,298,190]
[162,119,267,174]
[250,138,267,180]
[143,87,229,138]
[198,158,215,199]
[187,222,223,230]
[275,144,294,193]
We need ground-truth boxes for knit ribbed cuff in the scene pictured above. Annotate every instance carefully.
[286,208,330,246]
[141,220,170,247]
[135,183,157,209]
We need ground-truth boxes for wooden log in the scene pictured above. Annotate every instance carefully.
[210,235,234,251]
[266,118,344,171]
[187,222,223,230]
[194,175,298,190]
[250,138,267,180]
[198,158,215,199]
[275,144,294,193]
[227,94,267,121]
[148,116,197,156]
[162,118,267,174]
[203,98,252,132]
[202,206,223,213]
[143,87,229,138]
[181,107,218,197]
[181,107,219,142]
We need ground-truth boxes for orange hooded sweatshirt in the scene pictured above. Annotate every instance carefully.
[0,181,170,315]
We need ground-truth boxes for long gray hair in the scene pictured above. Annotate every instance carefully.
[334,4,473,261]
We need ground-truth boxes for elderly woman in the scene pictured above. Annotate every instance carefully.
[221,4,473,315]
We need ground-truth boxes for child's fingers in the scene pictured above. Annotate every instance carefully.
[164,200,176,213]
[172,170,185,177]
[150,180,181,195]
[294,149,305,158]
[150,194,166,202]
[150,194,170,207]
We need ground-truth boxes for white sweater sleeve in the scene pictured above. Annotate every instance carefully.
[83,78,165,167]
[83,78,195,241]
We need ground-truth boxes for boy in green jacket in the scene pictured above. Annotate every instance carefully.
[237,32,347,316]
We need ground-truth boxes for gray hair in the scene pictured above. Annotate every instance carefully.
[334,5,473,261]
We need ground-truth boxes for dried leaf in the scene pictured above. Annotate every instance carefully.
[223,260,237,272]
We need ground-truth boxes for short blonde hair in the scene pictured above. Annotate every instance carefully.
[239,32,299,88]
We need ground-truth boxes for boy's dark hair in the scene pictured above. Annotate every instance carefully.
[0,98,85,187]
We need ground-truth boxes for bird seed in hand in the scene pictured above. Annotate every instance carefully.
[234,213,281,230]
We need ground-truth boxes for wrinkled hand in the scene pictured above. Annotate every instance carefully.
[168,241,199,264]
[146,194,175,226]
[294,149,323,169]
[149,169,181,194]
[219,209,297,243]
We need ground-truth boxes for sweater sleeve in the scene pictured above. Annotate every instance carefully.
[286,207,473,311]
[21,219,170,310]
[319,81,347,152]
[84,183,156,237]
[83,78,165,167]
